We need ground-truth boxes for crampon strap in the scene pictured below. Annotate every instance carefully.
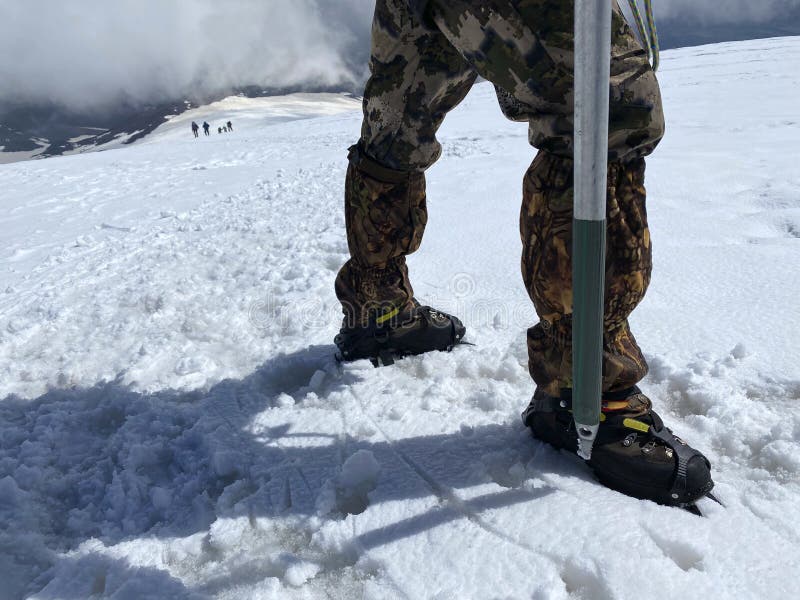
[335,306,464,365]
[522,388,707,504]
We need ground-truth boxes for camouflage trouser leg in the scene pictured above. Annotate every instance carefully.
[335,0,478,326]
[521,154,652,395]
[334,149,429,327]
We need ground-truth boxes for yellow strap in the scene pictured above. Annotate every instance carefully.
[375,307,400,325]
[623,418,651,433]
[602,400,630,412]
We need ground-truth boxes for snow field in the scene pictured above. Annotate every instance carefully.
[1,38,800,599]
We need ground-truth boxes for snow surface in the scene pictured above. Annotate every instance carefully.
[1,38,799,599]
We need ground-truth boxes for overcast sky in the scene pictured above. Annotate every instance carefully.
[1,0,798,111]
[0,0,373,110]
[654,0,799,23]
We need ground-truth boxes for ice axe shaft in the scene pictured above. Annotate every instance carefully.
[573,0,612,460]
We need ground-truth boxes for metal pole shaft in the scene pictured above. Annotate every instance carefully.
[573,0,612,460]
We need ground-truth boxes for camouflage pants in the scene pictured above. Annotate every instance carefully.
[336,0,664,393]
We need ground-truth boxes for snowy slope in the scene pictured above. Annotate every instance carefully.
[0,93,360,295]
[1,38,799,600]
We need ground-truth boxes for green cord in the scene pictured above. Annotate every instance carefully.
[627,0,660,71]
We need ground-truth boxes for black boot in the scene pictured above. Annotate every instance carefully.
[522,387,714,506]
[335,303,466,366]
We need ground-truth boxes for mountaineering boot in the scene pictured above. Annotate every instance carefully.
[335,302,466,366]
[522,386,714,506]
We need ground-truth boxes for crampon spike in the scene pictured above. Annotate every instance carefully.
[683,492,724,517]
[683,503,703,517]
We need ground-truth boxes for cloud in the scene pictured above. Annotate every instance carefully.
[0,0,373,110]
[2,0,798,112]
[653,0,800,24]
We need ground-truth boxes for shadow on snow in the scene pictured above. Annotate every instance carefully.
[0,345,572,597]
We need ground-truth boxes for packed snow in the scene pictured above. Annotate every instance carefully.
[1,38,799,599]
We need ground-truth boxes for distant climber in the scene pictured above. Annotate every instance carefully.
[218,127,223,134]
[226,121,233,132]
[191,121,199,138]
[202,121,210,136]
